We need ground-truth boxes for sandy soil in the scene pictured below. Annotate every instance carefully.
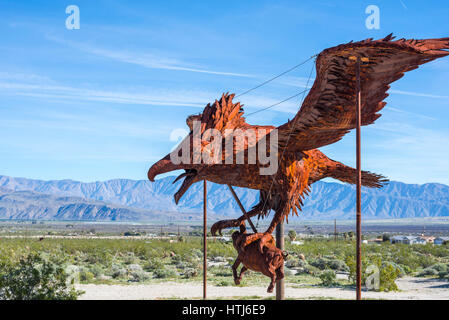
[77,276,449,300]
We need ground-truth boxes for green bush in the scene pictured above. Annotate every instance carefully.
[89,264,103,278]
[153,267,177,279]
[130,270,150,282]
[79,269,94,282]
[183,268,198,279]
[110,265,127,279]
[310,257,348,272]
[319,270,337,287]
[0,253,82,300]
[346,256,400,292]
[418,263,448,277]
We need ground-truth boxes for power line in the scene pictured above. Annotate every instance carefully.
[236,54,317,98]
[245,88,311,117]
[260,57,317,214]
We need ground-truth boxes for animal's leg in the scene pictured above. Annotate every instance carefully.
[267,267,277,293]
[210,203,262,236]
[276,264,285,281]
[232,258,242,285]
[237,266,248,284]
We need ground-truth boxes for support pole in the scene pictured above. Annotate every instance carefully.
[334,219,337,242]
[203,179,207,300]
[355,56,362,301]
[227,184,258,233]
[275,222,285,300]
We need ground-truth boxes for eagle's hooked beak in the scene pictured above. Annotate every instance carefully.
[147,153,199,204]
[147,153,180,182]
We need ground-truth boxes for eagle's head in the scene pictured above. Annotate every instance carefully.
[147,93,245,204]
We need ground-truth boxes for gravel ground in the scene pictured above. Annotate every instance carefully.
[77,276,449,300]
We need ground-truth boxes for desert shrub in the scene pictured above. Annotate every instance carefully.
[429,263,447,273]
[153,267,177,279]
[418,267,438,277]
[378,263,401,292]
[285,258,307,269]
[183,268,198,279]
[0,253,82,300]
[319,270,337,287]
[310,257,348,272]
[110,265,127,279]
[328,259,349,272]
[123,252,138,265]
[127,264,143,273]
[346,256,400,292]
[89,264,103,278]
[79,269,94,282]
[130,270,150,282]
[382,261,406,278]
[299,264,320,276]
[288,230,297,241]
[145,258,165,272]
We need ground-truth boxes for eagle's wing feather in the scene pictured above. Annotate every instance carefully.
[276,35,449,152]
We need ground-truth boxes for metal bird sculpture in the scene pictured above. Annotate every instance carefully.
[148,35,449,251]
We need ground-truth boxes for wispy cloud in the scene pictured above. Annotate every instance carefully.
[0,73,302,115]
[389,89,449,100]
[47,35,253,78]
[0,81,210,108]
[385,106,437,121]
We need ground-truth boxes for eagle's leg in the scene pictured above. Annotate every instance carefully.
[210,202,263,236]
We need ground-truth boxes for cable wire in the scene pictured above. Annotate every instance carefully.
[245,88,311,117]
[235,54,317,98]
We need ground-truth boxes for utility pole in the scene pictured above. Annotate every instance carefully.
[276,222,285,300]
[334,219,337,242]
[203,180,207,300]
[355,55,363,301]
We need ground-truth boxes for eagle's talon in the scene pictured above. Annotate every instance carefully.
[210,219,240,236]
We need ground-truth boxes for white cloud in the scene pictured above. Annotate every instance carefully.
[47,35,253,78]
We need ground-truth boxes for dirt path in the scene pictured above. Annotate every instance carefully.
[77,277,449,300]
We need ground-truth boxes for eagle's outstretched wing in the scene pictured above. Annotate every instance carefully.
[276,34,449,152]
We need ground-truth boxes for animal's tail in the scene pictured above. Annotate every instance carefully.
[327,161,388,188]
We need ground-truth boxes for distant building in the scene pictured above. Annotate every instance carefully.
[419,235,435,244]
[434,237,449,245]
[414,237,427,245]
[390,235,422,245]
[291,240,304,246]
[367,238,382,244]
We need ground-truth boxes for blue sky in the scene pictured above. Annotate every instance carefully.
[0,0,448,184]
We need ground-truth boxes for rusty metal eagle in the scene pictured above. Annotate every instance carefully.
[148,34,449,251]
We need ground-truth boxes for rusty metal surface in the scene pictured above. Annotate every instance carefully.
[227,184,258,233]
[275,223,285,300]
[147,35,449,290]
[203,180,207,300]
[355,56,362,301]
[231,223,287,293]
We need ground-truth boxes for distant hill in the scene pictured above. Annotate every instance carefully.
[0,175,448,221]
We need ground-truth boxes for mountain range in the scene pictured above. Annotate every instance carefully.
[0,175,448,221]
